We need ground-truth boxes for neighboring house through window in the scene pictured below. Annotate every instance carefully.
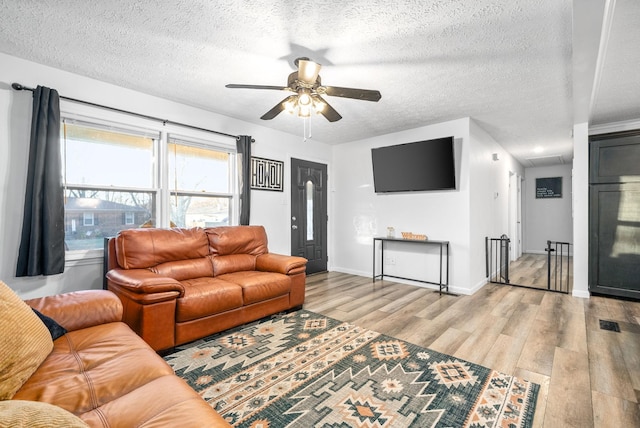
[61,114,238,256]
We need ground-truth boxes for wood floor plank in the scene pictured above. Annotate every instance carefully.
[584,295,613,318]
[543,347,593,428]
[377,286,433,313]
[592,390,640,428]
[489,286,526,318]
[616,331,640,397]
[537,305,588,354]
[519,287,546,305]
[454,314,508,365]
[501,302,539,339]
[481,333,523,375]
[588,328,637,403]
[427,327,470,356]
[602,297,640,324]
[414,294,460,319]
[516,319,558,377]
[401,318,453,349]
[304,294,355,313]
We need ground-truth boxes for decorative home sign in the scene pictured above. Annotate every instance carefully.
[536,177,562,198]
[251,157,284,191]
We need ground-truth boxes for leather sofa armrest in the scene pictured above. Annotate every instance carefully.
[106,268,185,300]
[25,290,123,332]
[256,253,307,275]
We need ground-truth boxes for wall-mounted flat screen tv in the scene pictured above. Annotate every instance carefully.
[371,136,456,193]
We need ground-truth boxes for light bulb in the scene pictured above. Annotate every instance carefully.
[284,100,296,114]
[298,93,311,106]
[298,105,311,117]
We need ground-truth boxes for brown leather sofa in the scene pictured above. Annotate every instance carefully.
[9,287,230,427]
[105,225,307,351]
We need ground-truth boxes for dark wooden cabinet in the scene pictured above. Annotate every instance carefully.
[589,131,640,299]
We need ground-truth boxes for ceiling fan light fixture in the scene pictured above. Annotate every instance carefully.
[226,56,380,125]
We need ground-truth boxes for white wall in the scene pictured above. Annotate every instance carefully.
[0,53,331,298]
[330,118,471,293]
[329,117,522,295]
[468,120,525,290]
[523,164,574,253]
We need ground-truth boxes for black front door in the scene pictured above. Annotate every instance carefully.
[291,158,327,274]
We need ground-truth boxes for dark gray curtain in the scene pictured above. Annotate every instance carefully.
[236,135,252,225]
[16,86,65,277]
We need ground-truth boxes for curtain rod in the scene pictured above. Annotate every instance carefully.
[11,82,240,140]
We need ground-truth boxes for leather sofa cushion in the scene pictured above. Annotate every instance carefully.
[13,322,175,415]
[206,226,268,256]
[26,290,123,333]
[217,271,291,305]
[212,254,256,276]
[78,375,229,427]
[176,278,243,322]
[116,228,209,269]
[150,257,213,281]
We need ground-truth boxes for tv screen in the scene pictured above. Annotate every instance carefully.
[371,137,456,193]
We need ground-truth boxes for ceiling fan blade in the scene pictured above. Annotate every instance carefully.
[322,86,381,102]
[226,84,291,91]
[314,95,342,122]
[260,95,297,120]
[297,59,321,85]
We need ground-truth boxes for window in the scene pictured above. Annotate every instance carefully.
[168,137,233,228]
[124,212,135,225]
[60,117,237,254]
[83,212,94,226]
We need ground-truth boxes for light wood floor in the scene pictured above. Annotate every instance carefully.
[507,253,573,293]
[304,272,640,428]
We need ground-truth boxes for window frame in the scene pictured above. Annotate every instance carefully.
[60,107,238,262]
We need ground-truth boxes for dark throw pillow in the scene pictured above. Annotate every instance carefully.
[32,308,67,340]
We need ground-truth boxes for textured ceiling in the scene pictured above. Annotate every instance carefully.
[0,1,636,166]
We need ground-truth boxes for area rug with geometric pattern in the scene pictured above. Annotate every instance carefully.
[164,309,539,427]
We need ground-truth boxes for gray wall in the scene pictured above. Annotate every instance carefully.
[523,164,573,253]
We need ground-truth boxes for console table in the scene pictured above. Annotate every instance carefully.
[372,237,449,294]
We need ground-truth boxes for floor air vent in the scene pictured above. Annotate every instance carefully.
[599,320,621,332]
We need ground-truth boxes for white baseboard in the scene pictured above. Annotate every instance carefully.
[524,250,547,255]
[572,289,590,299]
[330,266,475,295]
[330,266,370,278]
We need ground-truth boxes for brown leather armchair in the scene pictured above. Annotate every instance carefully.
[106,226,307,351]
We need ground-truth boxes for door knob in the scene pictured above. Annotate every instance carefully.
[292,225,298,230]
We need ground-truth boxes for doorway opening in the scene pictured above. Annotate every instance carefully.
[486,236,572,293]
